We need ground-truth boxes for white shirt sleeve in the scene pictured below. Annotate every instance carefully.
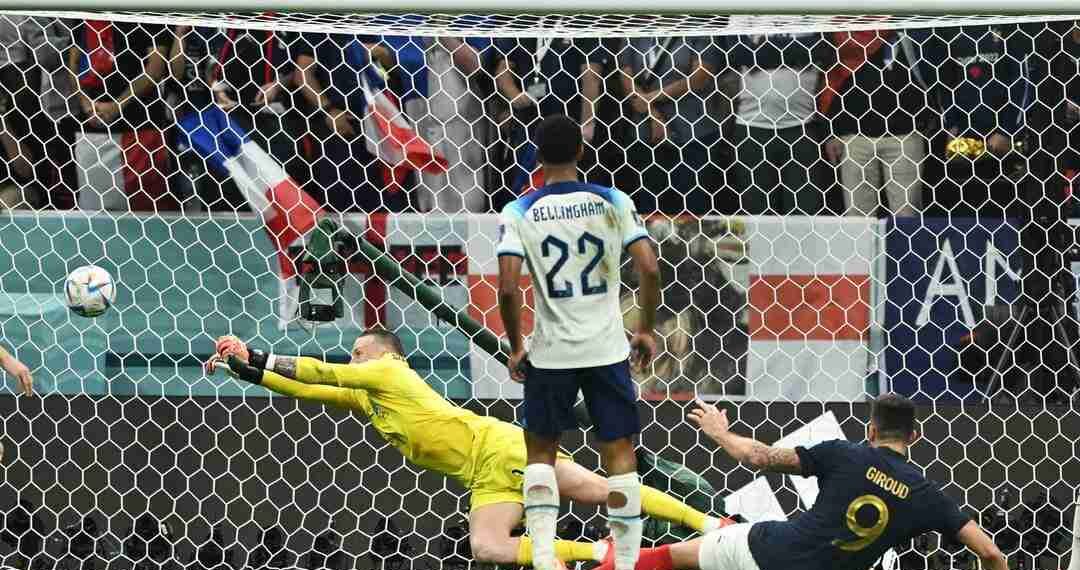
[614,191,650,248]
[495,205,526,258]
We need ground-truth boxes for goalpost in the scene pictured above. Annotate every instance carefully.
[0,8,1077,570]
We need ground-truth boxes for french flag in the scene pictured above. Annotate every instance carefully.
[177,106,322,280]
[350,44,448,186]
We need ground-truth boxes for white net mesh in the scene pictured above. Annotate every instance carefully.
[0,11,1078,570]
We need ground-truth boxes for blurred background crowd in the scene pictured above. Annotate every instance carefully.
[0,17,1075,219]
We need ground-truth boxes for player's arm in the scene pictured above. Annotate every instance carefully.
[619,193,660,369]
[627,238,660,337]
[211,336,385,390]
[222,355,356,410]
[497,255,526,381]
[687,399,802,475]
[0,343,33,396]
[495,208,528,381]
[955,520,1007,570]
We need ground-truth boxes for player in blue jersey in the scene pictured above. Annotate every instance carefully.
[592,393,1008,570]
[497,115,662,570]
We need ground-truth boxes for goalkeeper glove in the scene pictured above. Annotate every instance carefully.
[227,354,264,385]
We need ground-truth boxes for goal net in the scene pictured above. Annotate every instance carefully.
[0,10,1077,570]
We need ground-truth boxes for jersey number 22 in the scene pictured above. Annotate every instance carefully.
[541,232,607,298]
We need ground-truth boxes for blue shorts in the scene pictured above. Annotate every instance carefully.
[523,360,641,442]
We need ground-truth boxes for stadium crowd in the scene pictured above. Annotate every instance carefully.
[0,18,1076,218]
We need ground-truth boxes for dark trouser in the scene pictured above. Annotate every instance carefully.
[730,123,826,215]
[626,132,726,215]
[38,116,78,209]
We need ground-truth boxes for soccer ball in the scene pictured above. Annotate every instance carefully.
[65,265,116,318]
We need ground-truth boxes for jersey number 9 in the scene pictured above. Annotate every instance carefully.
[541,232,607,298]
[832,494,890,552]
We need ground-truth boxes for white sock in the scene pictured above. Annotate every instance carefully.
[607,472,643,570]
[1068,490,1080,570]
[593,540,610,561]
[702,516,722,534]
[524,463,560,570]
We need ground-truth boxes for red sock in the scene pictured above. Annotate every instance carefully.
[635,545,674,570]
[597,544,673,570]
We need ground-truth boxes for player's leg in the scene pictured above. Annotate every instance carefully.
[594,524,758,570]
[468,502,527,564]
[554,459,728,533]
[468,498,607,566]
[582,361,644,570]
[523,366,581,570]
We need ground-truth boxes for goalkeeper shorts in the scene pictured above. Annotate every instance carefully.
[468,422,571,511]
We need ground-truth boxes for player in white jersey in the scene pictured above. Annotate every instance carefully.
[496,115,661,570]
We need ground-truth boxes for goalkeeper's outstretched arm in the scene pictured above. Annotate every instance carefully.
[220,354,356,409]
[212,336,385,390]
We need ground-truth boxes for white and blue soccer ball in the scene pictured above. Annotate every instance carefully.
[65,265,116,318]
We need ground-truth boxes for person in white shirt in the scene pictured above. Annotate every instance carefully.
[496,115,660,570]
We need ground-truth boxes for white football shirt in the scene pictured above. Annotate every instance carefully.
[496,181,650,369]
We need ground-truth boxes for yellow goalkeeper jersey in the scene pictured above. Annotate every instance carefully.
[260,353,503,488]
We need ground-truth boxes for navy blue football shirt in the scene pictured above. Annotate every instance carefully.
[748,440,970,570]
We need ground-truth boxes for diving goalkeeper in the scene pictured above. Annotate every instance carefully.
[205,329,730,567]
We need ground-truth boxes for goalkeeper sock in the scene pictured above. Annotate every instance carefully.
[524,463,560,570]
[515,537,599,565]
[607,473,643,570]
[641,485,712,532]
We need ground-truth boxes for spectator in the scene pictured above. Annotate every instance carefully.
[36,18,78,210]
[294,33,401,212]
[168,24,312,212]
[820,29,939,217]
[726,32,833,215]
[389,35,494,213]
[1040,20,1079,196]
[493,31,606,197]
[68,20,177,212]
[0,121,34,210]
[0,15,52,209]
[932,23,1037,217]
[617,36,731,214]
